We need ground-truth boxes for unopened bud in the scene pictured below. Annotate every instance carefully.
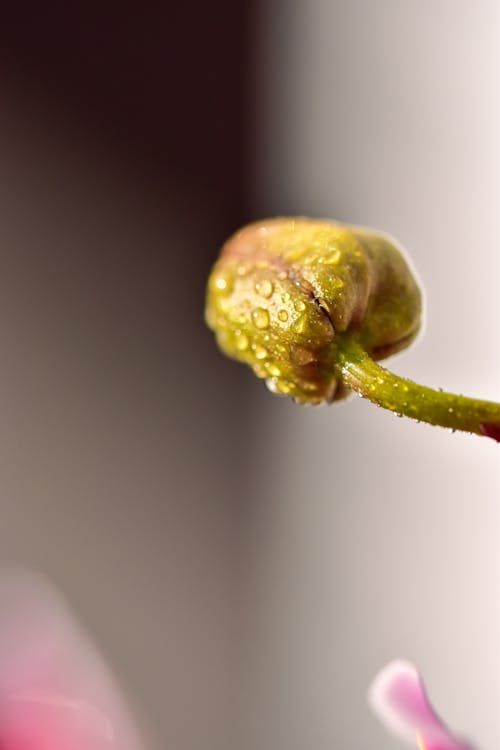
[206,218,422,404]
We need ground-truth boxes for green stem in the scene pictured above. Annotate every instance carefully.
[334,336,500,441]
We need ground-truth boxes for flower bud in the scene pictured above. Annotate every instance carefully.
[205,218,422,404]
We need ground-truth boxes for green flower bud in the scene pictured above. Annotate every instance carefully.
[205,217,422,404]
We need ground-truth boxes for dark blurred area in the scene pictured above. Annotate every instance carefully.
[0,4,252,199]
[0,5,254,749]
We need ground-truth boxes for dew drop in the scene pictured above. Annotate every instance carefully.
[215,276,232,293]
[376,376,385,385]
[255,279,274,298]
[235,333,249,351]
[278,309,289,322]
[448,406,454,414]
[281,292,291,303]
[251,307,270,329]
[293,316,308,334]
[254,345,268,360]
[294,300,306,312]
[267,362,281,377]
[266,377,279,394]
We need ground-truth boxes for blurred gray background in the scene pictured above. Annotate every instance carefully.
[0,2,498,749]
[247,2,499,749]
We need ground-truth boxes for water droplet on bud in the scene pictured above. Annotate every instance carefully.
[251,308,270,329]
[267,363,281,377]
[254,345,268,360]
[235,333,249,351]
[255,279,274,298]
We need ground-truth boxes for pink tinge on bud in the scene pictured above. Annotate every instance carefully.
[0,569,145,750]
[368,660,476,750]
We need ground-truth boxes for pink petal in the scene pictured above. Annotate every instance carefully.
[368,660,476,750]
[0,568,145,750]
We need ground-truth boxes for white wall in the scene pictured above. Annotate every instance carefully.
[246,2,499,748]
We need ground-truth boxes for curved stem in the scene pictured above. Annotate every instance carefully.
[333,336,500,441]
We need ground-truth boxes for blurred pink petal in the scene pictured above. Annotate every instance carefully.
[368,660,476,750]
[0,568,145,749]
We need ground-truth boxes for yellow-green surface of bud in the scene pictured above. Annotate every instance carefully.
[205,218,422,404]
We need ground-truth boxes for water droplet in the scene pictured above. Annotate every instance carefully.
[215,276,231,292]
[376,376,384,385]
[254,345,268,360]
[255,279,274,298]
[237,265,249,276]
[278,309,289,322]
[294,300,306,312]
[251,308,270,329]
[235,333,249,351]
[266,377,279,394]
[267,362,281,377]
[281,292,291,303]
[293,316,308,334]
[448,406,454,413]
[393,382,399,388]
